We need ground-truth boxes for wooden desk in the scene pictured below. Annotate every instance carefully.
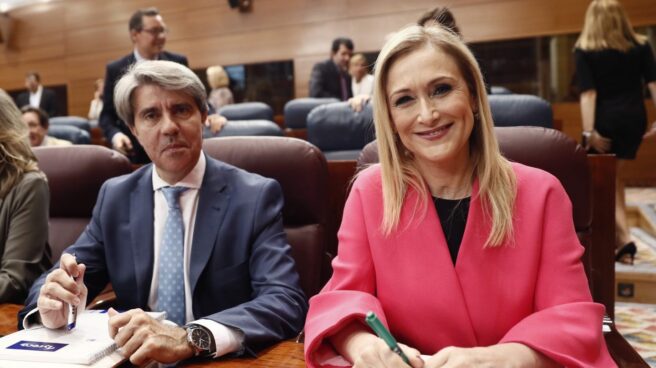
[0,304,647,367]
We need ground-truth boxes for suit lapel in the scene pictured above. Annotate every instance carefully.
[189,156,229,293]
[130,166,155,307]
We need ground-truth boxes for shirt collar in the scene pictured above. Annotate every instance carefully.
[152,152,206,191]
[134,49,158,63]
[30,85,43,97]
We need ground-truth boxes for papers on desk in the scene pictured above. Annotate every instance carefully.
[0,310,165,368]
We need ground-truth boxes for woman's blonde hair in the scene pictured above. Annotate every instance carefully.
[206,65,230,89]
[372,25,516,247]
[0,89,40,199]
[575,0,646,52]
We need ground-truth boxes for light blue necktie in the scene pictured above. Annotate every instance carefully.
[158,186,188,326]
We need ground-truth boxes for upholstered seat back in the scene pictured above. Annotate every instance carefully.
[488,94,553,128]
[218,102,274,121]
[204,120,283,138]
[49,116,91,133]
[48,125,91,144]
[33,146,132,261]
[284,98,339,129]
[307,102,375,160]
[203,137,328,297]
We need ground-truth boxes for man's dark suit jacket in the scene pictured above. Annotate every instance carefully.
[16,88,59,117]
[20,154,307,355]
[309,59,352,100]
[99,51,188,164]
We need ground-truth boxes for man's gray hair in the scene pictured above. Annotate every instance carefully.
[114,60,208,127]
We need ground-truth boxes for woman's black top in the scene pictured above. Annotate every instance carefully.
[432,196,470,265]
[575,42,656,159]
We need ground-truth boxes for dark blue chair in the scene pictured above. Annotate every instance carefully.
[307,101,375,160]
[488,94,553,128]
[203,120,283,138]
[48,125,91,144]
[218,102,274,121]
[50,116,92,133]
[284,98,339,129]
[490,86,513,95]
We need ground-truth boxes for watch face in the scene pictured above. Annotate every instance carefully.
[191,328,211,350]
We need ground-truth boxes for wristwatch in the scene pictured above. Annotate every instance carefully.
[582,130,592,148]
[185,324,216,357]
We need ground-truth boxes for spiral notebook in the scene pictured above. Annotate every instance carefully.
[0,310,165,366]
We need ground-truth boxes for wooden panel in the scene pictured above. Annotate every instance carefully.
[0,0,655,117]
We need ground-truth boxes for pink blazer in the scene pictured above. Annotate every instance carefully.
[305,163,614,367]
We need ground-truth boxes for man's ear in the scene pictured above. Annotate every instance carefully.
[129,30,138,44]
[128,122,138,139]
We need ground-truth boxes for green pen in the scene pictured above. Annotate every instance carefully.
[365,311,410,365]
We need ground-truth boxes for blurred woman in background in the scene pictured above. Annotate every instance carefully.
[575,0,656,264]
[0,89,52,303]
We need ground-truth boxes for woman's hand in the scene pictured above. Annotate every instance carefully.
[423,343,558,368]
[330,321,424,368]
[588,130,612,153]
[352,338,424,368]
[644,121,656,139]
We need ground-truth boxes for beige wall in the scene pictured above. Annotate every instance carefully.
[1,0,655,117]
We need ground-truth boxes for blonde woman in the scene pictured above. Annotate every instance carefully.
[206,65,234,111]
[575,0,656,264]
[304,26,613,367]
[0,89,51,303]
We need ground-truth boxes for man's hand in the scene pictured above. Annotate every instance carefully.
[205,114,228,134]
[348,94,371,113]
[37,253,87,329]
[108,308,195,366]
[111,132,133,155]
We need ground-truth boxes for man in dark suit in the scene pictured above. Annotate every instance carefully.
[309,37,354,100]
[99,7,188,164]
[20,60,307,365]
[15,72,59,117]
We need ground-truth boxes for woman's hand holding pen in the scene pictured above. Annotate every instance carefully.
[354,337,424,368]
[36,253,87,329]
[329,321,424,367]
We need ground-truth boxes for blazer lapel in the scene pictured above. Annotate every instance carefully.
[189,156,229,293]
[130,166,155,307]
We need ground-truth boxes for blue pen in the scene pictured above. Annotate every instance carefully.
[66,275,78,330]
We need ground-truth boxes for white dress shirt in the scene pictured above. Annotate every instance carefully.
[351,73,374,96]
[150,153,243,357]
[29,86,43,108]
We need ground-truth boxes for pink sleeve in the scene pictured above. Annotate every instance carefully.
[303,172,388,368]
[500,177,615,367]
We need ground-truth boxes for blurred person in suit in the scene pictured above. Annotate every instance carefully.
[574,0,656,264]
[304,25,613,368]
[15,72,59,118]
[309,37,354,100]
[20,60,306,366]
[99,7,188,164]
[0,89,52,303]
[21,106,72,147]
